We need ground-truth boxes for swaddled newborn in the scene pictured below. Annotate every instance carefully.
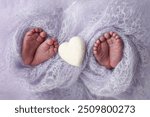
[22,28,123,69]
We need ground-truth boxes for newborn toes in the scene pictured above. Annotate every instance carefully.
[40,31,47,38]
[100,36,105,42]
[104,32,111,39]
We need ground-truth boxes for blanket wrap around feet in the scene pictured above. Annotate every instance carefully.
[1,0,150,99]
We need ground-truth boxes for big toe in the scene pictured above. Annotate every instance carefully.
[100,36,108,49]
[40,31,47,38]
[104,32,111,39]
[111,33,123,45]
[34,28,43,33]
[107,37,114,45]
[36,31,47,42]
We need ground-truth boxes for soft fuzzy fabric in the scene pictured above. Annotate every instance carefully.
[0,0,150,99]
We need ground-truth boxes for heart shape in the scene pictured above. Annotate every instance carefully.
[58,36,86,67]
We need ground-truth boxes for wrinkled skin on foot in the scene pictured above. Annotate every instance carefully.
[22,28,59,66]
[93,32,124,69]
[31,38,59,66]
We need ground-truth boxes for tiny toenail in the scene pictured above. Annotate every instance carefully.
[40,32,47,38]
[35,28,39,32]
[100,37,105,41]
[94,43,98,46]
[113,33,116,37]
[26,31,32,36]
[104,33,110,38]
[51,37,56,40]
[110,32,113,35]
[31,29,35,33]
[96,40,100,43]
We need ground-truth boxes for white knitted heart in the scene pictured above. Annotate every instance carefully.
[58,36,86,67]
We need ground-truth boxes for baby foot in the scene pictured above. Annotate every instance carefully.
[22,28,47,65]
[93,35,112,69]
[106,32,124,68]
[31,38,59,66]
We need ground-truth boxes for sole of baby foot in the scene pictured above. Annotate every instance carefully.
[21,28,47,65]
[93,35,112,69]
[106,32,124,68]
[31,38,59,66]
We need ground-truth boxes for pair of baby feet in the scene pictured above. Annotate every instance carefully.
[22,28,59,66]
[22,28,123,69]
[93,32,124,69]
